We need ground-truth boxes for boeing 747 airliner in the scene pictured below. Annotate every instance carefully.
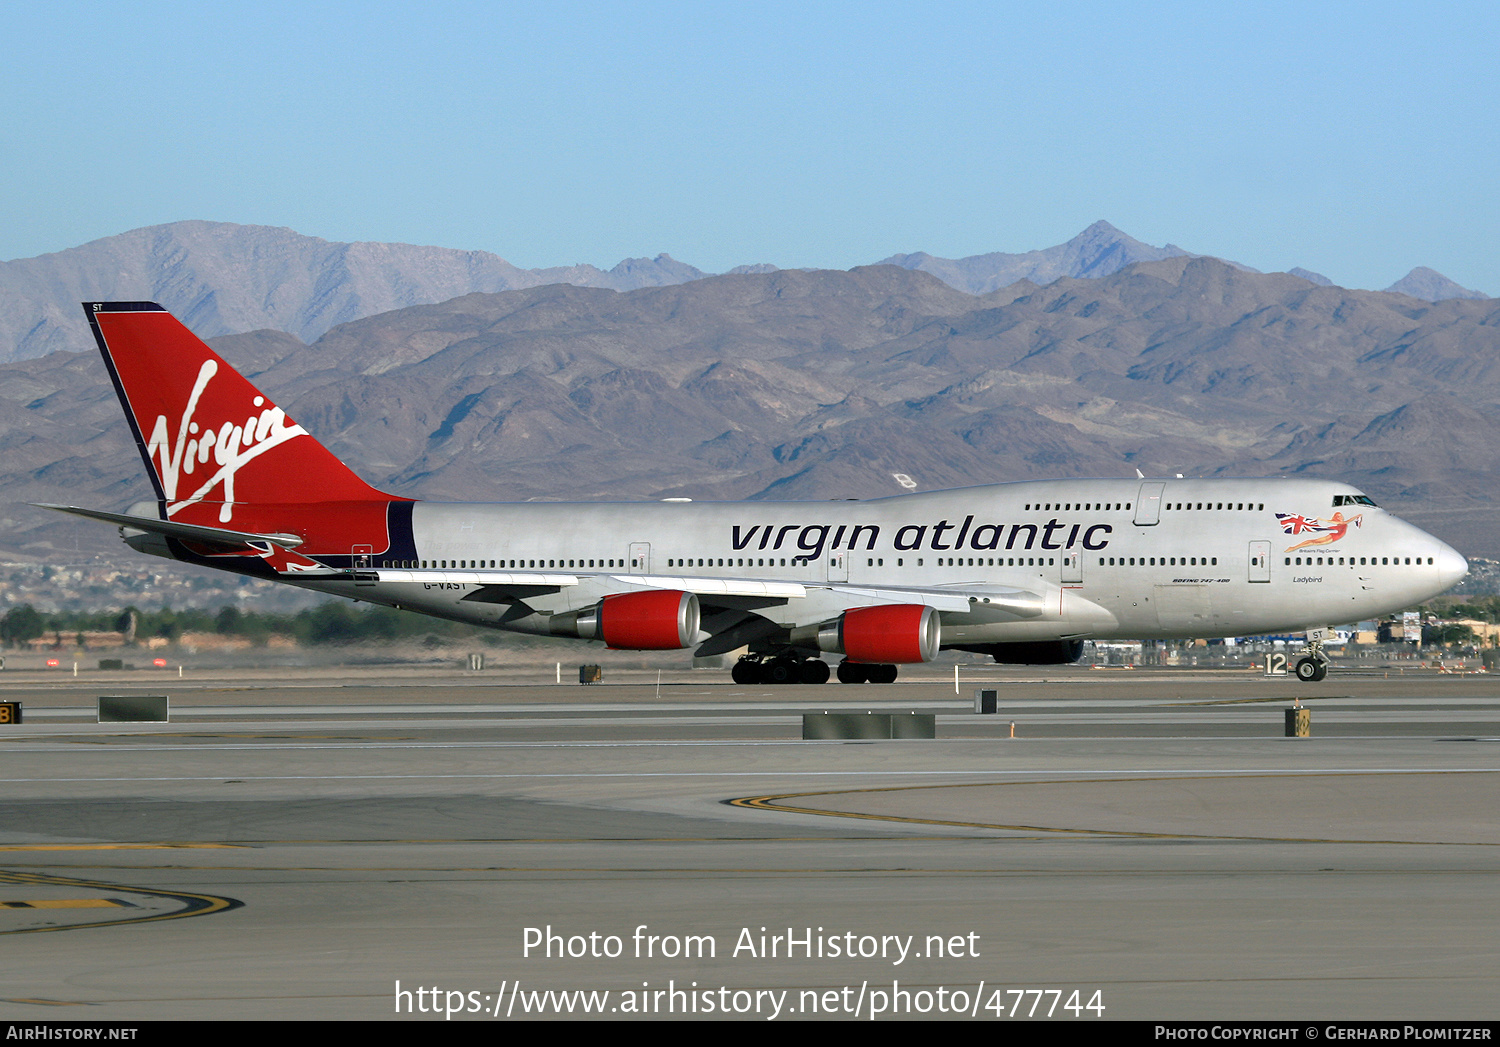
[42,302,1468,684]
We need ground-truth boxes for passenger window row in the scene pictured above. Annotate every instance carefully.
[1024,502,1127,511]
[927,557,1054,567]
[661,556,1065,570]
[667,558,802,568]
[1099,557,1218,566]
[1286,556,1434,566]
[1165,503,1262,511]
[387,551,1434,573]
[392,558,637,569]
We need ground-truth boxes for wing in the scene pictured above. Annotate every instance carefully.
[359,566,1046,659]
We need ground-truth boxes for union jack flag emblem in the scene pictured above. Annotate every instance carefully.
[1276,511,1362,551]
[1276,513,1325,535]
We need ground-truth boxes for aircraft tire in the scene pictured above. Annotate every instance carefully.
[1312,661,1328,682]
[1294,657,1321,682]
[836,660,868,684]
[767,660,798,685]
[799,659,831,685]
[869,664,898,684]
[730,659,760,685]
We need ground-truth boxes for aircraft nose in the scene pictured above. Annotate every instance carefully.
[1435,542,1468,590]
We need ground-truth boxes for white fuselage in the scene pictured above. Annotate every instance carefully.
[297,478,1466,647]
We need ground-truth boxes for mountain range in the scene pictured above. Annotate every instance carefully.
[0,220,1487,366]
[3,254,1498,565]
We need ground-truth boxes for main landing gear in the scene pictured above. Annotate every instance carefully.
[1294,637,1330,683]
[835,661,898,684]
[731,654,830,685]
[730,654,899,684]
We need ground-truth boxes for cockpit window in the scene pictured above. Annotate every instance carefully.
[1333,494,1378,507]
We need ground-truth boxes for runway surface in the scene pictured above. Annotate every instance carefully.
[0,664,1496,1020]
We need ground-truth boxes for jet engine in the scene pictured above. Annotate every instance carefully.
[567,590,700,650]
[810,604,941,664]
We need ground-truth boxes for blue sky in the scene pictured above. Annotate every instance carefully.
[3,1,1496,292]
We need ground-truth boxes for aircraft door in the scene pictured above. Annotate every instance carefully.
[1061,551,1083,585]
[825,551,848,582]
[1134,483,1165,525]
[629,542,651,574]
[351,544,375,586]
[1248,541,1271,583]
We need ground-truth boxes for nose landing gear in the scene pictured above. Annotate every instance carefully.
[1294,636,1330,682]
[1294,657,1326,682]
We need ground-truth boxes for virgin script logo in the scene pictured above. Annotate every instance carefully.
[144,359,307,523]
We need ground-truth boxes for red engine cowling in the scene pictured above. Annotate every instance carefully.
[820,604,941,664]
[592,590,700,650]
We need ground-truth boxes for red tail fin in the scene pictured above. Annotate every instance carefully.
[85,302,392,527]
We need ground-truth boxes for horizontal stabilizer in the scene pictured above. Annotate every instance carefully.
[35,504,305,549]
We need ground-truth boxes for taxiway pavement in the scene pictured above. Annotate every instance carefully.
[0,665,1495,1021]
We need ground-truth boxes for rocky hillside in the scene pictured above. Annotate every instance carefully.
[0,221,708,363]
[5,219,1484,367]
[4,257,1498,561]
